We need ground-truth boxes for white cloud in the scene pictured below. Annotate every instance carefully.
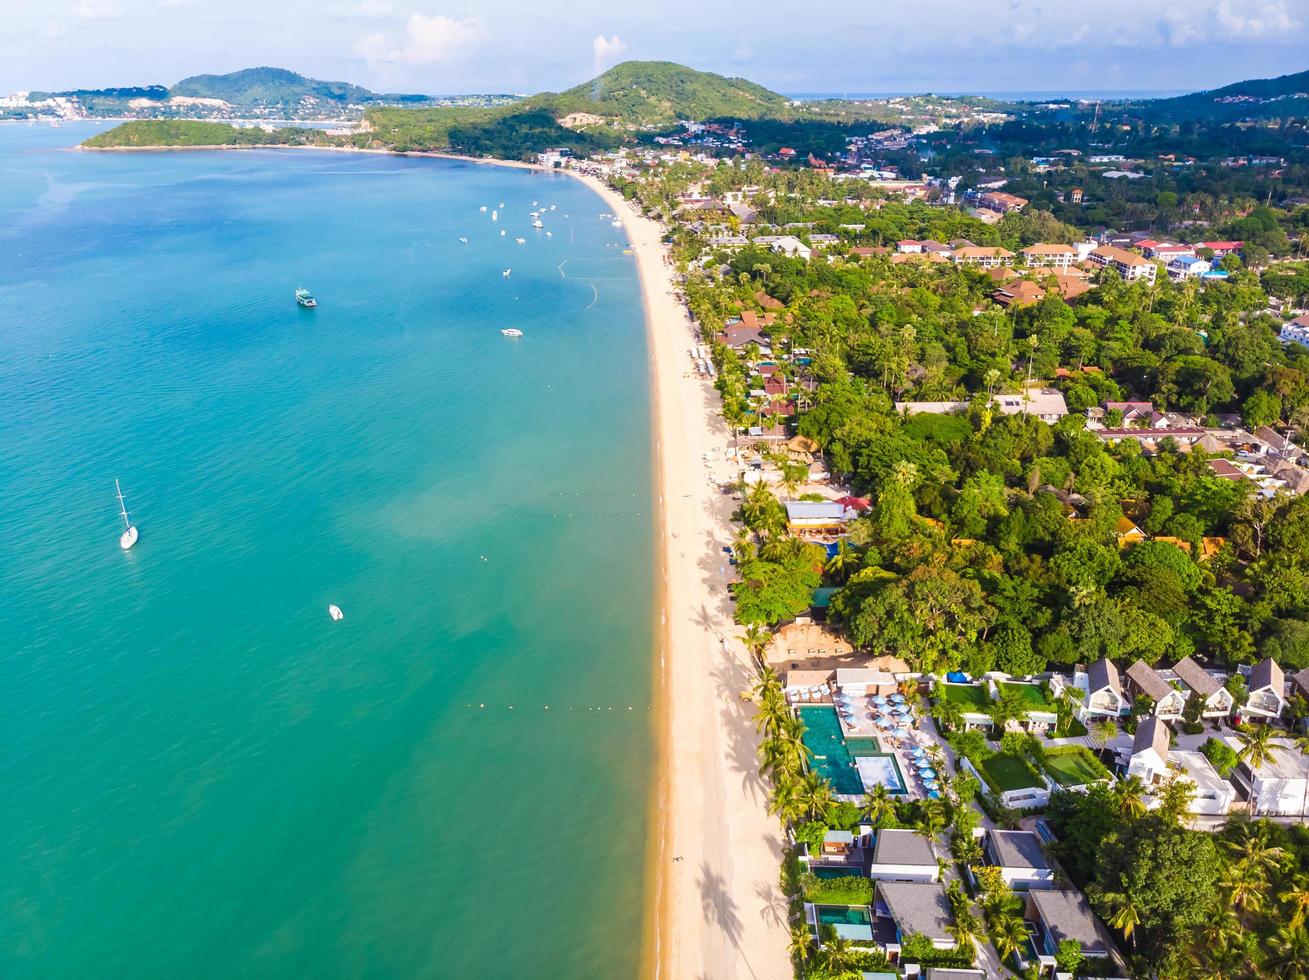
[592,34,627,74]
[353,0,394,15]
[73,0,123,18]
[1215,0,1298,37]
[354,13,486,66]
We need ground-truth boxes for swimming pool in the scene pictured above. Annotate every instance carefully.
[798,706,864,795]
[855,753,907,795]
[816,905,872,926]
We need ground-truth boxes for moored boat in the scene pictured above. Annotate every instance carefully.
[500,328,523,338]
[115,479,138,550]
[295,287,317,308]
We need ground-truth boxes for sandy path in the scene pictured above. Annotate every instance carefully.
[570,173,791,980]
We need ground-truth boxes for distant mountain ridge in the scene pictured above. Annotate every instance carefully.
[169,67,380,105]
[1137,67,1309,121]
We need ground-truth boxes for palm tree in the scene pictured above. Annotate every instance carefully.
[948,905,982,951]
[1227,823,1288,885]
[934,696,965,734]
[1236,722,1277,775]
[860,784,896,825]
[1265,924,1309,980]
[917,797,947,846]
[751,664,781,701]
[1115,775,1148,819]
[799,771,836,821]
[753,693,788,739]
[1094,889,1142,949]
[990,907,1028,964]
[787,923,814,966]
[1281,874,1309,930]
[818,933,859,973]
[767,776,805,825]
[824,539,860,583]
[741,625,772,666]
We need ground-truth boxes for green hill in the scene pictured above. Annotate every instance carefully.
[542,60,791,125]
[170,67,380,106]
[82,120,321,148]
[1138,67,1309,121]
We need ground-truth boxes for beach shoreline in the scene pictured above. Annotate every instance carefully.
[78,142,545,171]
[572,173,789,980]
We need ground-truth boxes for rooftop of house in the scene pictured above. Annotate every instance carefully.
[784,501,848,520]
[1224,739,1309,781]
[1090,245,1153,267]
[1295,666,1309,697]
[872,829,936,867]
[1022,242,1076,255]
[1171,656,1223,697]
[1087,657,1122,696]
[1249,657,1284,695]
[1125,659,1175,702]
[991,389,1069,417]
[1133,715,1170,761]
[877,881,953,941]
[987,830,1051,871]
[1028,889,1111,955]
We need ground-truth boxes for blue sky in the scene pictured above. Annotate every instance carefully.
[1,0,1307,95]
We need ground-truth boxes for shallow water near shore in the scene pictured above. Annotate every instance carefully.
[0,123,653,977]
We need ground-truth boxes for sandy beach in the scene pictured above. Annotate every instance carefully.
[573,173,790,980]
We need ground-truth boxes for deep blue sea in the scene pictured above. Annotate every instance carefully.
[0,122,653,977]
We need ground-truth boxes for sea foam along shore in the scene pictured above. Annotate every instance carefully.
[574,172,791,980]
[79,136,791,978]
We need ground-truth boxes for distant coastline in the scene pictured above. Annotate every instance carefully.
[79,141,546,171]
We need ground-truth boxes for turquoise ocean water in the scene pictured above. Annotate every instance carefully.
[0,124,653,977]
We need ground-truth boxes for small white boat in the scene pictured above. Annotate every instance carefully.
[515,237,525,244]
[328,604,344,621]
[502,268,512,278]
[479,205,487,212]
[491,210,498,221]
[498,202,504,208]
[532,219,543,228]
[611,219,622,228]
[115,479,138,550]
[458,235,468,244]
[501,328,523,338]
[549,205,556,211]
[532,200,538,206]
[546,231,553,238]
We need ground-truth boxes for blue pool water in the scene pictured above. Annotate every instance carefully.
[798,705,863,795]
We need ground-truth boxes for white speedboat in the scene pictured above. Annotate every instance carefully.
[501,328,523,338]
[515,237,525,244]
[458,235,468,244]
[532,219,543,228]
[611,219,622,228]
[479,205,487,212]
[491,210,498,221]
[546,231,553,238]
[115,479,138,550]
[502,268,511,278]
[500,229,506,237]
[328,604,344,621]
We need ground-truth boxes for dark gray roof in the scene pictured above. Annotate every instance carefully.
[1029,890,1111,955]
[988,830,1051,871]
[1249,657,1284,695]
[872,829,936,867]
[877,881,953,941]
[1294,667,1309,697]
[1171,656,1221,697]
[1087,657,1121,696]
[1125,659,1172,702]
[1132,716,1170,760]
[924,971,986,980]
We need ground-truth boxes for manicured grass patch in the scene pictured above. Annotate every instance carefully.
[802,873,873,905]
[980,755,1044,792]
[998,682,1052,710]
[941,683,991,711]
[1041,746,1111,786]
[1062,717,1088,738]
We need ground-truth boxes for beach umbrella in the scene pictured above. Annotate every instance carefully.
[910,747,927,757]
[919,767,937,778]
[892,726,910,737]
[871,695,887,705]
[927,790,941,800]
[889,694,906,704]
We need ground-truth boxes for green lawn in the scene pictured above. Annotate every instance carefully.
[981,755,1044,792]
[1042,747,1110,786]
[941,684,991,711]
[999,682,1052,710]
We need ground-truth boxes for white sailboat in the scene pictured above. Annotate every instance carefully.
[115,479,138,550]
[328,604,344,621]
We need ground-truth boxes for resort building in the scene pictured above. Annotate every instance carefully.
[1241,658,1286,722]
[951,245,1015,268]
[1228,738,1309,816]
[1166,749,1236,816]
[982,829,1055,890]
[1087,245,1157,284]
[1079,657,1126,719]
[1170,656,1235,718]
[1125,716,1171,787]
[1025,889,1116,965]
[784,500,850,533]
[868,829,940,883]
[1021,243,1076,269]
[894,389,1067,423]
[874,881,956,953]
[1124,659,1187,721]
